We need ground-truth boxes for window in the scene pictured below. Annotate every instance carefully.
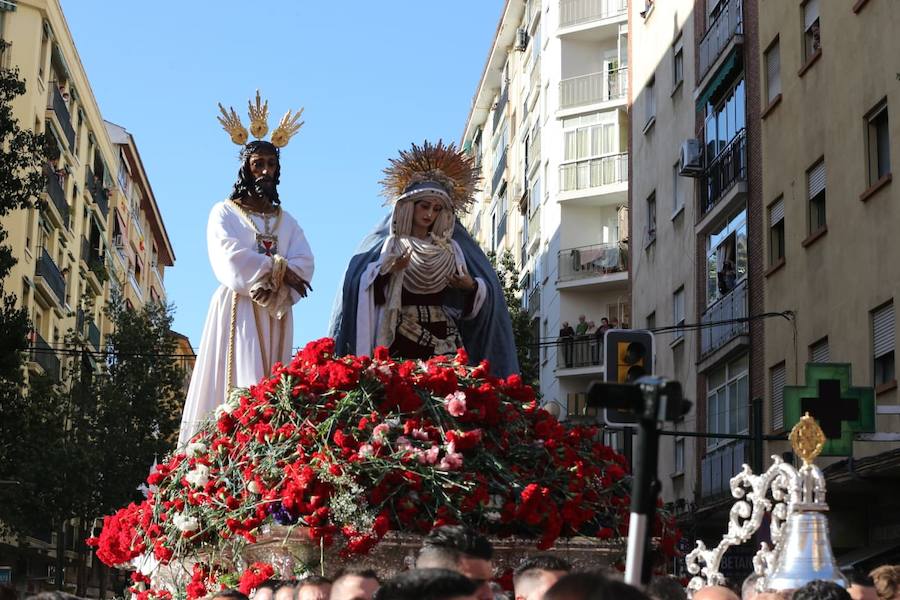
[866,100,891,185]
[807,159,826,233]
[873,302,896,387]
[647,311,656,330]
[770,362,786,431]
[705,209,747,306]
[560,112,618,191]
[673,161,684,215]
[809,337,830,363]
[706,354,749,449]
[644,75,657,131]
[802,0,821,61]
[646,192,657,245]
[764,38,781,105]
[674,438,685,473]
[673,287,685,340]
[768,196,785,265]
[703,78,746,163]
[672,35,684,90]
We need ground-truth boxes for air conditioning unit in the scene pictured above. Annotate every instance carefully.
[515,28,528,51]
[679,139,703,176]
[113,234,125,249]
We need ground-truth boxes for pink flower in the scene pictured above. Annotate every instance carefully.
[439,451,464,471]
[372,423,391,443]
[359,443,374,457]
[395,436,412,451]
[418,445,440,465]
[444,391,467,417]
[411,428,429,441]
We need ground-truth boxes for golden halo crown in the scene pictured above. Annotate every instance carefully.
[216,90,304,148]
[380,140,480,213]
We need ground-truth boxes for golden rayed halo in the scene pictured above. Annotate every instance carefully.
[216,90,304,148]
[380,140,480,213]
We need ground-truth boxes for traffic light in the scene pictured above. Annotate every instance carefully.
[603,329,655,425]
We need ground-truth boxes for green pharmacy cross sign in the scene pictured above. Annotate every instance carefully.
[784,363,875,456]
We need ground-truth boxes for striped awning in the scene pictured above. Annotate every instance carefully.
[697,50,739,110]
[0,1,16,12]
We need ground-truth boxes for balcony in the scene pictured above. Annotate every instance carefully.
[527,208,541,253]
[47,84,76,151]
[700,278,748,359]
[30,333,60,380]
[559,153,628,205]
[492,146,508,194]
[85,167,110,218]
[559,0,627,28]
[700,129,746,218]
[44,168,69,229]
[558,242,627,289]
[559,67,627,110]
[701,439,749,500]
[557,337,604,371]
[527,285,541,318]
[129,272,144,301]
[698,0,743,84]
[493,85,509,133]
[35,249,66,307]
[527,130,541,176]
[496,212,508,246]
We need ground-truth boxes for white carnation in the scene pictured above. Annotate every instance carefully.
[247,480,261,494]
[186,442,207,458]
[213,399,238,419]
[172,512,199,533]
[185,464,209,488]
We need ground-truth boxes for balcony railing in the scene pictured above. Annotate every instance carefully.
[87,320,101,350]
[557,336,604,369]
[47,84,76,150]
[35,249,66,306]
[701,129,746,216]
[701,439,749,499]
[560,152,628,193]
[492,146,508,194]
[85,166,110,218]
[558,242,627,282]
[527,285,541,318]
[493,85,509,132]
[31,333,60,380]
[129,272,143,300]
[527,208,541,247]
[559,67,627,109]
[527,130,541,174]
[44,168,69,228]
[698,0,743,82]
[700,278,748,356]
[496,212,508,245]
[559,0,627,27]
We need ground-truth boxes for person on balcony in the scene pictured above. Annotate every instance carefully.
[329,141,518,376]
[177,94,314,447]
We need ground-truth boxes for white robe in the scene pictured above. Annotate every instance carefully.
[177,201,314,447]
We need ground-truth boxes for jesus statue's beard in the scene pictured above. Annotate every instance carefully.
[253,176,276,203]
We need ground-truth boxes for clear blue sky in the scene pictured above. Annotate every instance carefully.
[60,0,504,350]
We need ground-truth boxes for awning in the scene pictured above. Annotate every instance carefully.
[697,50,739,110]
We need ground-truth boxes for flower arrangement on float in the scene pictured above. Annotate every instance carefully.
[88,339,681,600]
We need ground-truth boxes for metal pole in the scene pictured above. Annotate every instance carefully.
[624,416,660,586]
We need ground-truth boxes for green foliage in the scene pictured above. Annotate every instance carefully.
[488,249,539,387]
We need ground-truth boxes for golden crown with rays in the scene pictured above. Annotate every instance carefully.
[380,140,480,213]
[216,90,304,148]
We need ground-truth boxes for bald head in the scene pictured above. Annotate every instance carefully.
[694,586,740,600]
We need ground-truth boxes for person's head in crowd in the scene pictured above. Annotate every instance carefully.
[330,568,380,600]
[871,566,900,600]
[416,525,494,600]
[513,554,572,600]
[373,569,477,600]
[253,580,281,600]
[275,580,297,600]
[297,576,333,600]
[211,590,251,600]
[793,580,852,600]
[693,585,741,600]
[544,571,650,600]
[741,573,764,600]
[843,568,877,600]
[646,575,688,600]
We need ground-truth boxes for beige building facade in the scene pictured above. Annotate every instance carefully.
[758,0,900,558]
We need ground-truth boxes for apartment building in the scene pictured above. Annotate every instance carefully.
[461,0,631,435]
[0,0,175,594]
[758,0,900,560]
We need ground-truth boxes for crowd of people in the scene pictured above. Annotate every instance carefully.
[8,527,897,600]
[559,315,623,368]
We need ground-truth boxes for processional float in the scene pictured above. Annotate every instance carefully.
[686,413,848,594]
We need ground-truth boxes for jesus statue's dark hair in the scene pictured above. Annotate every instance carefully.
[229,140,281,205]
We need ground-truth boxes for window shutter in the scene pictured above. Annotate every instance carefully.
[804,0,820,30]
[808,160,826,199]
[771,363,786,431]
[766,42,781,101]
[810,339,830,363]
[873,302,895,358]
[770,197,784,224]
